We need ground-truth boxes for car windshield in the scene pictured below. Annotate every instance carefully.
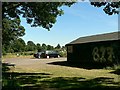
[37,52,44,54]
[45,50,58,54]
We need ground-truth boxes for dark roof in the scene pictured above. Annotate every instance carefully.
[66,31,120,45]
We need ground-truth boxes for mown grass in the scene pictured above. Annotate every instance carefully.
[2,58,120,89]
[2,71,120,89]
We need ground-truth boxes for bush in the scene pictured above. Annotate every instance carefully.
[104,64,120,70]
[2,49,7,56]
[113,64,120,70]
[20,51,34,56]
[59,51,67,57]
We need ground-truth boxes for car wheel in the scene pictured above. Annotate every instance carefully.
[47,56,49,59]
[38,55,40,59]
[57,55,60,58]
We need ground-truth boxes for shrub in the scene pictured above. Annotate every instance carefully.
[2,48,7,56]
[59,51,67,57]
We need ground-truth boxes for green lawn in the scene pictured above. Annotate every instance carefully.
[2,58,120,89]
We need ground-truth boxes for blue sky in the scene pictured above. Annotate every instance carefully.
[21,2,118,47]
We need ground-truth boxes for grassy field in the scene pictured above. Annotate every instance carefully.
[2,53,33,59]
[2,57,120,89]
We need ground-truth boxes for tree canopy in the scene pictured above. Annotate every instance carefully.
[2,2,74,30]
[2,18,25,46]
[2,2,74,52]
[90,2,120,15]
[2,2,120,54]
[3,2,119,30]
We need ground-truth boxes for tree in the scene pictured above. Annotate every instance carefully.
[55,44,61,49]
[2,18,25,53]
[42,43,47,50]
[3,2,119,26]
[12,38,26,52]
[61,46,66,51]
[2,2,74,30]
[26,41,36,51]
[2,2,74,53]
[47,45,54,50]
[2,2,119,53]
[36,43,42,52]
[90,2,120,15]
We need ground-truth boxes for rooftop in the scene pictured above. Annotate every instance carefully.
[66,31,120,45]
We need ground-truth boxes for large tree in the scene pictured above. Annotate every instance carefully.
[3,2,119,30]
[2,2,74,53]
[2,2,119,53]
[2,2,74,30]
[36,43,42,52]
[47,45,54,50]
[2,17,25,53]
[12,38,26,52]
[26,41,36,51]
[90,2,120,15]
[55,44,61,49]
[42,43,47,50]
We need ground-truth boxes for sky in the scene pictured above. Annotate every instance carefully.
[21,2,118,47]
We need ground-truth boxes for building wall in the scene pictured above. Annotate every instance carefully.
[67,40,120,65]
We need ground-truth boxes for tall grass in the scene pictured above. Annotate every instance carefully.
[104,64,120,70]
[2,51,35,59]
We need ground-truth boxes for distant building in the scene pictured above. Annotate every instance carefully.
[66,31,120,65]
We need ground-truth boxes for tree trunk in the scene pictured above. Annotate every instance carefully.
[0,1,2,90]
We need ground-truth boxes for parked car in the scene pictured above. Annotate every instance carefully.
[34,51,44,58]
[42,50,60,58]
[34,50,60,58]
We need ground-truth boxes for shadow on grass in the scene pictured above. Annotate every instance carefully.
[2,62,120,90]
[2,72,120,90]
[2,63,13,72]
[40,77,120,89]
[2,72,52,90]
[110,69,120,75]
[47,61,110,70]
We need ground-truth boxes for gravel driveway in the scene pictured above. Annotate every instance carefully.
[3,57,67,66]
[3,57,69,74]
